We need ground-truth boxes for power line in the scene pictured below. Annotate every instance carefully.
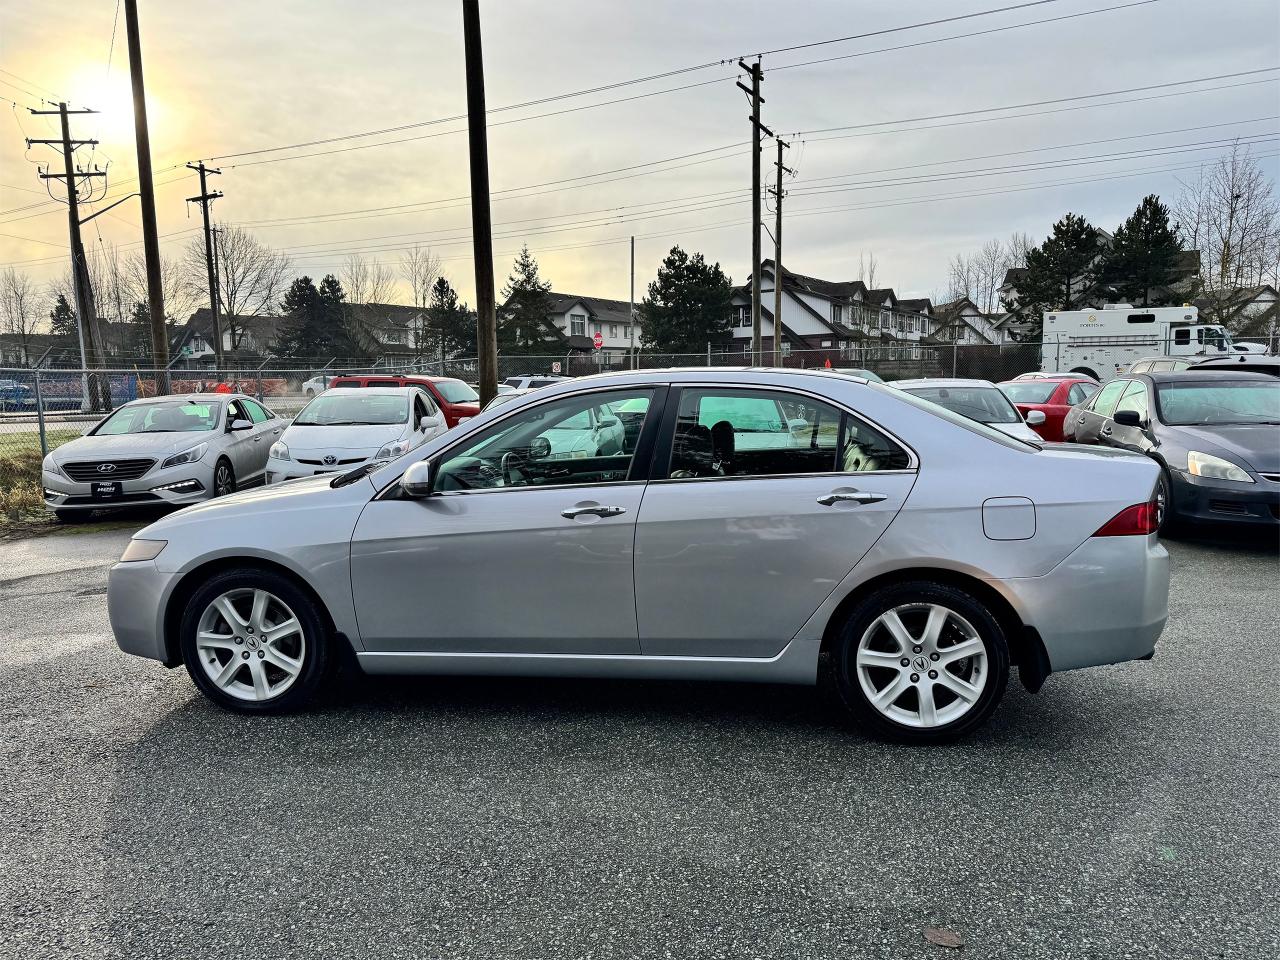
[0,69,63,102]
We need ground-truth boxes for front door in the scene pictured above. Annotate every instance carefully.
[1101,379,1155,455]
[634,386,917,659]
[1075,378,1128,445]
[350,386,666,655]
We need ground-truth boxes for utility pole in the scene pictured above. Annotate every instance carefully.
[768,137,793,368]
[462,0,498,406]
[186,161,224,367]
[28,103,110,411]
[123,0,168,374]
[629,235,636,370]
[738,59,770,365]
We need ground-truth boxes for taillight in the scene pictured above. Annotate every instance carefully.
[1092,501,1159,537]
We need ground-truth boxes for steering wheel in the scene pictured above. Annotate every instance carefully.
[500,450,528,486]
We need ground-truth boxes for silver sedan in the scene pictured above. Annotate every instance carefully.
[43,393,285,521]
[107,369,1169,743]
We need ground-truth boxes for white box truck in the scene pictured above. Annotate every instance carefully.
[1039,305,1234,382]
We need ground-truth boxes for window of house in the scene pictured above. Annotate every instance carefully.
[666,388,909,480]
[831,303,843,324]
[781,342,791,357]
[624,325,632,340]
[570,315,586,337]
[592,322,602,336]
[609,324,618,337]
[821,340,833,348]
[736,305,751,328]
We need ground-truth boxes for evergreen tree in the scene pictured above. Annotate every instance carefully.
[48,293,77,337]
[1099,195,1184,306]
[125,301,154,357]
[274,274,365,359]
[426,276,475,358]
[638,245,733,351]
[1007,213,1102,327]
[498,246,554,350]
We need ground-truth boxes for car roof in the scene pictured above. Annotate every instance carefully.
[314,385,419,396]
[123,393,236,406]
[1140,369,1276,383]
[1192,355,1279,368]
[892,378,997,389]
[998,375,1084,385]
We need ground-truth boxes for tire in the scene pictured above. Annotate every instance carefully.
[831,581,1010,744]
[53,508,90,524]
[180,568,334,713]
[1155,466,1181,538]
[212,458,236,498]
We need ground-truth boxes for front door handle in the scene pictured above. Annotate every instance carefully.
[817,490,887,506]
[252,435,262,442]
[1100,426,1113,437]
[561,504,627,519]
[1078,415,1086,423]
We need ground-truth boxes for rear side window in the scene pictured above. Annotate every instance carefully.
[1129,361,1150,373]
[368,379,402,387]
[1091,379,1128,417]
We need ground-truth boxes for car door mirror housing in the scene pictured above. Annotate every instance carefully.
[1024,409,1047,426]
[418,415,437,431]
[402,460,434,498]
[597,417,619,429]
[1113,410,1142,427]
[229,418,253,432]
[528,436,551,460]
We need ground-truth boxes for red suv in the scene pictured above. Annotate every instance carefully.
[326,374,481,427]
[997,376,1098,442]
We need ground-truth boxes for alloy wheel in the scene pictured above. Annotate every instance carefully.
[854,602,988,729]
[195,588,306,702]
[214,463,234,497]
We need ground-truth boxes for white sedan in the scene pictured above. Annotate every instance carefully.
[266,386,447,483]
[893,378,1045,443]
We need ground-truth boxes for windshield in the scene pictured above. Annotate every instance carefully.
[94,401,220,435]
[482,392,522,411]
[1202,327,1231,351]
[1000,382,1057,404]
[293,392,408,426]
[900,385,1021,424]
[433,380,479,403]
[1155,380,1279,426]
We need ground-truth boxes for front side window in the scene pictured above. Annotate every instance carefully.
[435,388,656,491]
[1090,379,1129,417]
[666,388,909,480]
[243,399,270,424]
[94,401,220,435]
[1115,380,1149,420]
[226,400,249,425]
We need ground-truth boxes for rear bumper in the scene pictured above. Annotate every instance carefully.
[990,534,1169,672]
[1168,469,1279,526]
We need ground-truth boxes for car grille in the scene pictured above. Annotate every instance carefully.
[62,458,156,482]
[1259,473,1280,484]
[297,457,366,466]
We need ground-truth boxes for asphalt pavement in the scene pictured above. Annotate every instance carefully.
[0,527,1276,960]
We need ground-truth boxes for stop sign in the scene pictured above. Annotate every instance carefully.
[593,331,604,349]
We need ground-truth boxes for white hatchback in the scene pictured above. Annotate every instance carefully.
[266,386,447,483]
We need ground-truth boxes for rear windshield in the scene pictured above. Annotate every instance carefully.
[879,383,1034,450]
[899,385,1021,424]
[1000,382,1057,404]
[293,392,408,426]
[1155,380,1279,426]
[433,380,479,403]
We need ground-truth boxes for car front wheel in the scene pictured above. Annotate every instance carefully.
[180,569,333,713]
[832,581,1010,743]
[212,458,235,498]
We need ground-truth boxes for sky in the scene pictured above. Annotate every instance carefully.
[1,0,1278,318]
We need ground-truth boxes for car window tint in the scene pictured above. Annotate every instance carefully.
[1115,380,1149,420]
[1090,380,1127,417]
[243,399,270,424]
[435,388,655,491]
[413,395,427,424]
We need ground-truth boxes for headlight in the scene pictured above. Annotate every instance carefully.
[120,539,167,562]
[160,441,208,470]
[42,454,65,477]
[375,439,410,461]
[269,440,290,460]
[1187,450,1253,483]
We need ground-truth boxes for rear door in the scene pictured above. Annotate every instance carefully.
[241,399,282,483]
[633,385,917,659]
[222,399,259,479]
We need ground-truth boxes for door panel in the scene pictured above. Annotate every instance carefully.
[634,474,915,658]
[350,485,646,654]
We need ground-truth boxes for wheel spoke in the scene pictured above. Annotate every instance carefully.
[264,618,300,644]
[871,673,910,708]
[939,638,983,665]
[921,605,949,649]
[248,659,270,699]
[918,681,939,726]
[262,647,301,677]
[213,657,243,688]
[197,630,237,651]
[878,610,915,652]
[215,596,247,631]
[856,648,905,670]
[937,669,982,703]
[249,589,270,633]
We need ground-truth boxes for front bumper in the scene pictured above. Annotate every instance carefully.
[107,559,173,663]
[42,461,213,512]
[266,453,372,484]
[1167,468,1279,526]
[992,534,1170,673]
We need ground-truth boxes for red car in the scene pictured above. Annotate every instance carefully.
[997,377,1099,442]
[326,374,481,427]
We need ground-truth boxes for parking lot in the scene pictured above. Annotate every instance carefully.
[1,524,1275,960]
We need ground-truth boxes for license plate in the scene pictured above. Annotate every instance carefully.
[92,481,122,500]
[312,469,335,476]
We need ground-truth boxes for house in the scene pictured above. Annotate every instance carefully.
[171,309,285,367]
[1194,284,1278,341]
[931,297,1004,345]
[535,292,641,362]
[0,332,79,367]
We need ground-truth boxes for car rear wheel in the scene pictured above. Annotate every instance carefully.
[180,569,333,713]
[213,458,235,498]
[832,581,1009,743]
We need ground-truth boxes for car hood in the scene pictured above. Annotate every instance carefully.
[1164,424,1280,474]
[282,423,406,455]
[140,473,361,535]
[51,431,213,461]
[546,429,593,456]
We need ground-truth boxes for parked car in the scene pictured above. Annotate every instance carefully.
[301,374,336,399]
[502,375,570,390]
[998,376,1098,442]
[1191,355,1280,377]
[1012,371,1099,383]
[830,367,885,383]
[1062,369,1278,533]
[1229,340,1269,354]
[108,368,1170,744]
[481,388,533,411]
[266,386,447,484]
[1126,357,1193,374]
[893,378,1044,443]
[0,378,34,410]
[42,394,285,522]
[326,374,481,427]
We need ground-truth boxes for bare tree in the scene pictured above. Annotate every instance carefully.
[181,225,292,350]
[399,245,442,351]
[342,253,397,307]
[856,250,879,289]
[945,234,1036,313]
[1,267,41,365]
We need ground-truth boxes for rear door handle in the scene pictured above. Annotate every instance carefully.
[817,490,887,506]
[561,504,627,519]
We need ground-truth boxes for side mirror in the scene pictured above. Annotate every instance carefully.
[418,415,439,431]
[1024,409,1047,426]
[402,460,434,498]
[1113,410,1143,428]
[597,416,619,429]
[229,418,253,432]
[528,436,551,460]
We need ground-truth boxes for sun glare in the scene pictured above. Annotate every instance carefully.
[64,66,165,153]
